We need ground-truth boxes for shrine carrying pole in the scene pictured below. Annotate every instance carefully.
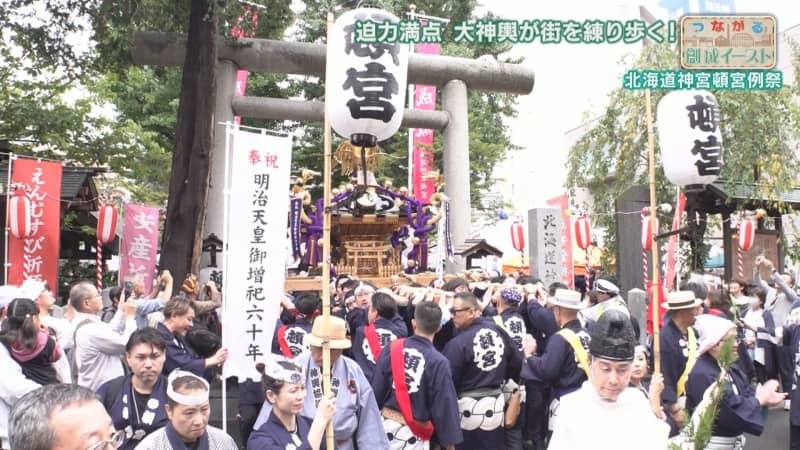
[645,88,661,374]
[321,12,335,449]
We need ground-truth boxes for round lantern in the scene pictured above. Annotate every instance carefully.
[510,221,525,252]
[641,215,659,251]
[7,190,32,239]
[657,90,724,190]
[574,216,591,250]
[738,215,756,251]
[327,8,409,145]
[96,204,118,245]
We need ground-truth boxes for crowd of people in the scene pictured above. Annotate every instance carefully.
[1,256,800,449]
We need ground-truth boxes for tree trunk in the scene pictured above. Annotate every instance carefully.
[159,0,217,291]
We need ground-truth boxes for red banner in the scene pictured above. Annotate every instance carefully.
[8,157,62,288]
[412,43,440,204]
[545,193,574,288]
[119,204,160,291]
[230,6,259,124]
[664,192,687,290]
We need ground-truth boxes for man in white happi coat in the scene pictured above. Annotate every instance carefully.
[549,309,669,450]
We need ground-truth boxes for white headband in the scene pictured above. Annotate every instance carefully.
[167,370,210,406]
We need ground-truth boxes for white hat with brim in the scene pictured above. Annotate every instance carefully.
[662,290,703,310]
[594,279,620,295]
[695,314,736,355]
[548,289,585,310]
[306,316,352,349]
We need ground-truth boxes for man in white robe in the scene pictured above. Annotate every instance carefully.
[549,309,669,450]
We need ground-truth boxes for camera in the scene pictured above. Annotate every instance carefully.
[123,281,133,299]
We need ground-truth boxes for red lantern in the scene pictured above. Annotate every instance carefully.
[7,191,32,239]
[574,216,591,250]
[96,204,118,245]
[642,216,659,251]
[738,216,755,251]
[510,221,525,252]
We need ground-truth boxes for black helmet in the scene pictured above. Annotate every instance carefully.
[589,309,636,361]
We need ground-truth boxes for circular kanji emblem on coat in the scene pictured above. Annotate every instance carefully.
[472,328,504,372]
[362,329,397,363]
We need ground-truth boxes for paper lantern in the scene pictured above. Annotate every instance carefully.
[510,221,525,252]
[738,216,756,251]
[657,90,724,189]
[96,204,118,245]
[574,216,591,250]
[641,216,659,251]
[327,8,409,145]
[7,191,32,239]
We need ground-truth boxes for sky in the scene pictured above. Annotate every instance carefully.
[471,0,800,256]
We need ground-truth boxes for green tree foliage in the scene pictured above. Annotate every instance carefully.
[291,1,518,215]
[566,42,800,270]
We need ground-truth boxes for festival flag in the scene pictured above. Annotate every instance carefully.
[411,42,440,204]
[119,204,160,291]
[222,128,292,380]
[230,6,259,124]
[7,157,62,288]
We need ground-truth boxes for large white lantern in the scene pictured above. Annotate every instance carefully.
[656,90,724,190]
[327,8,409,147]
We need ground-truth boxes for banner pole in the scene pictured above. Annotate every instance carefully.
[220,123,234,434]
[4,154,12,283]
[323,12,335,450]
[645,88,661,374]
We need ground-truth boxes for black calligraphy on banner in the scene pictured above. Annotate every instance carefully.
[244,166,273,361]
[343,62,399,122]
[685,94,722,177]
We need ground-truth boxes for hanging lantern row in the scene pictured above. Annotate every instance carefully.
[641,212,660,251]
[510,221,525,252]
[8,190,32,239]
[738,214,756,252]
[96,204,118,245]
[574,215,591,250]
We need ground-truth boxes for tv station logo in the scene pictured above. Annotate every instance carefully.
[680,15,776,69]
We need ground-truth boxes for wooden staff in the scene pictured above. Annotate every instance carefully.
[322,12,335,449]
[645,88,661,374]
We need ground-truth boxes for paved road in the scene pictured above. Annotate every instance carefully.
[210,378,792,449]
[748,407,790,449]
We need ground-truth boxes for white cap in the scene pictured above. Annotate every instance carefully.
[0,285,22,310]
[594,279,619,295]
[694,314,736,355]
[19,279,46,301]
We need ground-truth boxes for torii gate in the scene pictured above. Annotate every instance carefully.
[132,31,535,271]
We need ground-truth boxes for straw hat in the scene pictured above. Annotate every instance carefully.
[548,289,585,310]
[661,290,703,310]
[306,316,352,349]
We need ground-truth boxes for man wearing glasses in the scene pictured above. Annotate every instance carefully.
[442,292,522,450]
[70,281,138,391]
[9,383,124,450]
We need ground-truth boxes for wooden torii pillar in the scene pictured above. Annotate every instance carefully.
[132,31,535,271]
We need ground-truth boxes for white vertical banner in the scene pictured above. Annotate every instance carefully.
[222,127,293,380]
